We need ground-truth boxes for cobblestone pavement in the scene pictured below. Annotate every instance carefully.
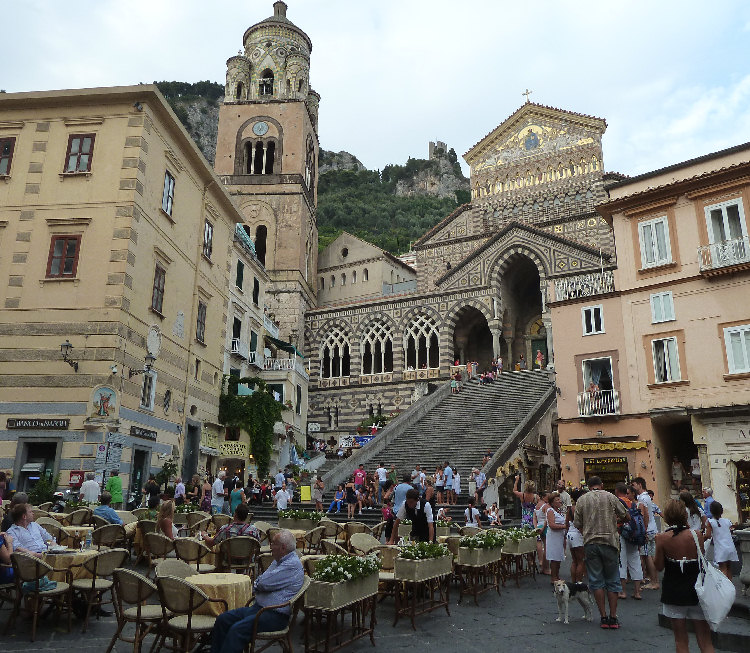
[1,557,745,652]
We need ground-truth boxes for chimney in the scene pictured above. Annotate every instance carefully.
[273,1,287,18]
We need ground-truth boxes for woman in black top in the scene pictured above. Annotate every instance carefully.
[142,474,160,506]
[654,499,714,653]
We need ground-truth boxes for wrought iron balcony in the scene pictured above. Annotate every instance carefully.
[577,388,620,417]
[698,237,750,274]
[230,338,249,359]
[554,271,615,301]
[263,357,309,380]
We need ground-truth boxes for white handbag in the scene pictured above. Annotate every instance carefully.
[690,529,735,631]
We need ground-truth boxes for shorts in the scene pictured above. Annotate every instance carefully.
[619,538,643,581]
[584,543,622,593]
[640,532,656,557]
[662,603,705,620]
[567,530,584,548]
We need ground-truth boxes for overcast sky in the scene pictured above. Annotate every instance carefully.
[5,1,750,176]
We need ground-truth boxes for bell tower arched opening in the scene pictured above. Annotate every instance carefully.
[452,306,493,370]
[255,225,267,266]
[500,254,543,368]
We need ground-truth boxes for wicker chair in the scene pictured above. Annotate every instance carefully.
[319,518,345,543]
[155,559,195,579]
[371,544,400,600]
[173,538,216,573]
[257,552,275,574]
[246,576,310,653]
[143,532,176,577]
[349,532,381,556]
[66,508,92,526]
[155,575,227,653]
[37,519,67,545]
[253,520,272,534]
[343,522,371,551]
[459,525,481,536]
[301,555,326,577]
[217,535,260,577]
[31,508,50,521]
[92,523,129,552]
[131,507,148,520]
[6,552,72,641]
[189,516,211,537]
[320,540,348,556]
[301,526,326,554]
[134,519,157,564]
[211,513,231,530]
[107,568,163,653]
[71,548,129,632]
[370,521,388,540]
[186,511,211,531]
[92,514,110,529]
[37,502,54,512]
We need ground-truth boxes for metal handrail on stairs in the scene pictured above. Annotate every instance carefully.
[320,379,452,490]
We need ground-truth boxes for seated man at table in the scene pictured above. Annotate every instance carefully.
[201,503,259,547]
[0,492,28,532]
[92,491,123,525]
[7,503,53,556]
[211,529,303,653]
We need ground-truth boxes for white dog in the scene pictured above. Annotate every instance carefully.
[553,580,593,624]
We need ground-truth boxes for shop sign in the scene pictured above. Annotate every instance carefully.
[69,471,84,486]
[7,418,69,429]
[560,441,647,452]
[130,425,157,440]
[583,457,628,465]
[220,441,248,458]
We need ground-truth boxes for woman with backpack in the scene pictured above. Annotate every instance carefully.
[616,484,645,599]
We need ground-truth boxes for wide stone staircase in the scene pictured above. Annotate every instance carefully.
[322,370,555,492]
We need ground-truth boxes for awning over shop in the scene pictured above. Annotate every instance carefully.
[265,335,305,358]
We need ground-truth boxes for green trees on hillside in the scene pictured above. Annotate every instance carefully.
[317,169,461,254]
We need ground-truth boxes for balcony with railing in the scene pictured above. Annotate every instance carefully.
[698,237,750,275]
[577,388,620,417]
[263,357,309,380]
[553,270,615,302]
[230,338,250,359]
[263,314,280,339]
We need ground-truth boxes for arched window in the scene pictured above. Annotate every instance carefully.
[298,78,304,92]
[341,273,346,286]
[363,268,369,281]
[352,270,357,284]
[253,142,264,174]
[362,320,393,375]
[236,82,244,100]
[591,156,599,171]
[245,142,253,174]
[304,137,315,189]
[569,160,576,176]
[286,80,291,95]
[330,275,335,288]
[264,141,275,174]
[404,314,439,369]
[320,326,350,378]
[255,225,267,266]
[259,68,274,96]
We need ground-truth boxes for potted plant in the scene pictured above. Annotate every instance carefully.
[397,519,412,539]
[501,526,537,555]
[394,541,453,581]
[278,508,326,532]
[458,529,506,566]
[305,553,381,610]
[435,520,452,537]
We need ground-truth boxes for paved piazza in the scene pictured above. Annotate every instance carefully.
[3,557,746,652]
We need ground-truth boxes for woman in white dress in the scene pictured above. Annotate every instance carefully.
[545,492,567,583]
[704,501,739,580]
[452,470,461,499]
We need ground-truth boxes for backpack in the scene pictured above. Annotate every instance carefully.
[620,500,646,546]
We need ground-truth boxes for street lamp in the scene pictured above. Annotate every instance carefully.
[60,340,79,372]
[129,352,157,379]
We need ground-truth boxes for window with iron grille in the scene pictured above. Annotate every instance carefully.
[162,171,175,215]
[203,220,213,259]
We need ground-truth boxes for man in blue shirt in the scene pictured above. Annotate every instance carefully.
[702,487,715,517]
[7,504,53,555]
[392,475,414,514]
[211,529,303,653]
[443,461,454,505]
[92,492,123,524]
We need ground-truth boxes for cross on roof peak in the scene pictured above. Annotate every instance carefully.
[522,89,533,103]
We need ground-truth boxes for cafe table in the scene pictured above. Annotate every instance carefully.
[61,525,94,547]
[43,547,99,582]
[185,573,253,616]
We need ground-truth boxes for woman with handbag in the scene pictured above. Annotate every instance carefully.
[654,500,714,653]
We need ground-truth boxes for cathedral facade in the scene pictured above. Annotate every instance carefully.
[215,3,622,443]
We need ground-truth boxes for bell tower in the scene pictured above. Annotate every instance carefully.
[215,1,319,347]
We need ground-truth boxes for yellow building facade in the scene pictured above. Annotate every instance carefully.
[0,85,255,496]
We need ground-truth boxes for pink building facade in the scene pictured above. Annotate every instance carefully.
[551,143,750,523]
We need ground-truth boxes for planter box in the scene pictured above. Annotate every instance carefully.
[502,537,536,556]
[398,524,412,538]
[458,546,503,566]
[278,517,317,532]
[435,526,451,538]
[394,555,453,581]
[304,573,379,611]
